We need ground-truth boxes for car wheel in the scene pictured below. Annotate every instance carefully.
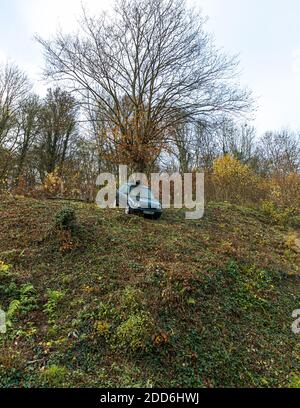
[153,213,162,220]
[125,205,133,215]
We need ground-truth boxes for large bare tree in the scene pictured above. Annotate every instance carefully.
[0,62,31,185]
[37,87,78,179]
[37,0,252,172]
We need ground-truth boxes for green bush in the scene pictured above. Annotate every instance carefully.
[44,289,65,325]
[41,365,68,387]
[289,376,300,388]
[54,207,77,231]
[260,200,296,225]
[120,286,145,315]
[19,283,38,314]
[115,312,154,352]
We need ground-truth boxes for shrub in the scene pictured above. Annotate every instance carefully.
[19,283,38,314]
[0,260,12,276]
[5,300,21,329]
[115,312,154,352]
[41,365,68,387]
[54,207,77,231]
[266,172,300,208]
[212,155,260,203]
[44,289,65,325]
[120,286,145,315]
[94,320,111,337]
[43,171,63,197]
[289,376,300,388]
[0,282,38,331]
[260,200,297,225]
[11,175,31,197]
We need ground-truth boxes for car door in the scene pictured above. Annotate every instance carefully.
[118,184,129,207]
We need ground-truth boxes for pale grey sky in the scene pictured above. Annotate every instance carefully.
[0,0,300,135]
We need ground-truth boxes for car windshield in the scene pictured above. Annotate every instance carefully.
[129,186,155,200]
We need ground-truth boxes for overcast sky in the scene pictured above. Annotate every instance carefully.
[0,0,300,135]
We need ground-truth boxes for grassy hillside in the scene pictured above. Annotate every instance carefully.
[0,196,300,388]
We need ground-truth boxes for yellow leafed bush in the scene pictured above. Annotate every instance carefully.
[266,172,300,208]
[43,170,63,197]
[212,155,260,203]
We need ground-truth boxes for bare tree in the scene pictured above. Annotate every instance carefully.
[14,94,41,181]
[37,0,252,172]
[0,63,31,143]
[172,122,196,173]
[37,87,78,179]
[257,130,300,174]
[216,118,256,164]
[0,62,31,185]
[171,118,257,172]
[171,121,215,172]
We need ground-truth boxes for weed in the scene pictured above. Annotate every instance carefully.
[94,320,111,337]
[5,300,21,329]
[0,260,12,275]
[115,312,155,352]
[289,376,300,388]
[120,286,145,315]
[44,289,65,325]
[19,284,38,314]
[41,365,68,387]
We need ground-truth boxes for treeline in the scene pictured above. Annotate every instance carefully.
[0,67,93,199]
[0,0,299,209]
[0,63,299,209]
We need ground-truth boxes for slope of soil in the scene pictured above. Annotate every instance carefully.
[0,196,299,388]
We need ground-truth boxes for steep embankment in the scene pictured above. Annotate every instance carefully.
[0,196,299,387]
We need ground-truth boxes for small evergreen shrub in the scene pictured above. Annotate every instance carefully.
[54,207,77,231]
